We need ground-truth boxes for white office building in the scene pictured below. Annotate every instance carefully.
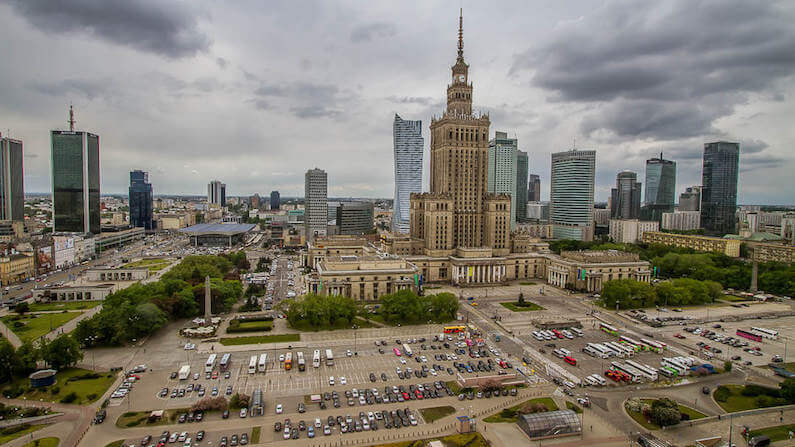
[662,211,701,231]
[609,219,659,244]
[392,115,423,234]
[488,131,518,228]
[305,168,328,240]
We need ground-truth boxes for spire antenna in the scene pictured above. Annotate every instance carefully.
[457,8,464,60]
[68,104,76,131]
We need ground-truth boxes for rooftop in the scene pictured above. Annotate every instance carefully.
[180,223,257,235]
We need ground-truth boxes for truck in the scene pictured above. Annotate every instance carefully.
[178,364,191,380]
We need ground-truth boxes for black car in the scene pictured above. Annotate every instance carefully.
[197,430,205,441]
[275,421,282,431]
[222,409,229,419]
[381,373,387,381]
[370,373,377,382]
[170,371,178,379]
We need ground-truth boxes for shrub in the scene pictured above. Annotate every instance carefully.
[49,386,60,395]
[714,386,730,402]
[742,384,779,398]
[191,396,229,412]
[480,379,502,392]
[87,393,98,401]
[60,392,78,403]
[500,408,517,418]
[680,412,690,421]
[229,393,250,409]
[1,423,30,435]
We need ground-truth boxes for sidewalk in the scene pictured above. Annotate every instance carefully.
[0,318,23,348]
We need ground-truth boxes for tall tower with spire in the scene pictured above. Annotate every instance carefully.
[411,10,509,255]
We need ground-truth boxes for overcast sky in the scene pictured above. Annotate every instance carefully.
[2,0,794,204]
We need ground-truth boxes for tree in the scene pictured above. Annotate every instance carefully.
[16,341,40,374]
[14,302,29,315]
[518,293,525,305]
[42,335,82,370]
[0,339,21,383]
[780,378,795,403]
[649,398,681,427]
[229,392,250,409]
[723,360,732,372]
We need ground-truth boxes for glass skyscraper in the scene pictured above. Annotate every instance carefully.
[516,150,528,223]
[0,136,24,222]
[129,170,153,230]
[51,130,100,234]
[550,150,596,241]
[208,180,226,206]
[488,131,518,228]
[611,170,642,219]
[528,174,541,202]
[392,114,423,234]
[270,191,280,210]
[701,141,739,235]
[643,154,676,222]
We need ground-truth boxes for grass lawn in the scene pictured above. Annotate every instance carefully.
[749,423,795,442]
[115,408,190,428]
[713,385,777,413]
[219,334,300,346]
[2,368,116,405]
[1,312,82,342]
[519,281,536,285]
[566,401,582,413]
[0,424,49,444]
[419,406,456,423]
[104,441,124,447]
[499,301,544,312]
[777,362,795,373]
[626,399,707,431]
[28,301,100,312]
[720,295,752,302]
[250,426,261,444]
[482,397,558,423]
[122,259,171,272]
[373,432,488,447]
[227,320,274,333]
[22,437,59,447]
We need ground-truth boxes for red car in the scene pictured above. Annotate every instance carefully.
[673,333,685,339]
[401,392,410,400]
[414,390,424,399]
[211,371,219,379]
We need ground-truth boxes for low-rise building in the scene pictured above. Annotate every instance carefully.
[305,235,369,270]
[662,211,701,231]
[642,231,741,257]
[85,268,149,282]
[306,253,419,300]
[608,219,659,243]
[546,250,651,292]
[33,283,116,301]
[96,227,145,251]
[0,253,34,285]
[0,221,26,242]
[746,242,795,264]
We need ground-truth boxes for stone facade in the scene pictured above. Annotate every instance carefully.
[0,253,34,285]
[642,231,741,257]
[306,254,419,301]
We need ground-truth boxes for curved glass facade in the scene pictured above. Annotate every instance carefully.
[550,150,595,240]
[392,114,423,234]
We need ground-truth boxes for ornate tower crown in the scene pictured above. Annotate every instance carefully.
[447,9,472,115]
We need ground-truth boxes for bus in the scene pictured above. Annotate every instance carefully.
[661,358,687,376]
[297,351,306,372]
[658,366,677,378]
[583,346,600,358]
[220,353,231,371]
[607,342,633,358]
[402,344,413,357]
[599,323,619,336]
[736,329,763,342]
[444,325,466,334]
[611,362,643,382]
[284,352,293,371]
[618,335,643,352]
[248,355,257,374]
[570,327,584,337]
[325,349,334,366]
[751,327,778,340]
[589,374,607,386]
[551,329,564,339]
[313,350,321,368]
[640,338,666,352]
[564,356,577,366]
[587,343,612,359]
[257,353,267,373]
[626,360,658,381]
[178,364,191,380]
[205,353,217,373]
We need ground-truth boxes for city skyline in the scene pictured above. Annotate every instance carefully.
[1,2,794,204]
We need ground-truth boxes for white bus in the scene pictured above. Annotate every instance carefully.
[661,358,688,376]
[257,353,267,373]
[618,335,643,352]
[608,341,634,358]
[220,353,231,371]
[325,349,334,366]
[590,374,607,386]
[610,361,643,382]
[248,355,257,374]
[626,360,658,381]
[402,344,413,357]
[178,364,191,380]
[587,343,613,359]
[205,353,217,373]
[751,327,778,340]
[583,346,600,358]
[297,351,306,372]
[603,342,627,358]
[313,350,321,368]
[570,327,584,337]
[640,338,667,353]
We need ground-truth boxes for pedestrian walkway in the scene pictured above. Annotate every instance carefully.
[0,319,23,347]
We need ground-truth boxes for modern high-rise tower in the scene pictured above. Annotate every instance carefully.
[207,180,226,207]
[528,174,541,202]
[304,168,328,240]
[52,106,100,234]
[0,134,24,222]
[611,170,642,219]
[488,131,518,228]
[516,150,528,223]
[270,191,280,210]
[410,10,510,254]
[701,141,739,235]
[679,186,701,211]
[643,153,676,222]
[392,114,423,234]
[550,150,596,241]
[129,170,153,230]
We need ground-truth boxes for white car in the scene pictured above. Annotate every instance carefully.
[329,376,335,385]
[276,404,283,414]
[340,376,347,385]
[279,354,285,362]
[283,427,291,439]
[315,418,322,428]
[346,350,352,357]
[400,358,406,364]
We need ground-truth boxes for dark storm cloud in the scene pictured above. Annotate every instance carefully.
[216,57,228,69]
[290,106,342,119]
[27,78,113,100]
[512,0,795,141]
[386,96,435,105]
[350,22,397,43]
[4,0,210,58]
[252,81,353,118]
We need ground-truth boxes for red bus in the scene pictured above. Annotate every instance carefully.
[552,329,564,339]
[736,329,762,342]
[564,356,577,366]
[605,370,621,382]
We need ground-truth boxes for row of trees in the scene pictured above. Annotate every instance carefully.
[284,294,359,331]
[0,335,83,384]
[601,278,722,309]
[75,255,243,347]
[377,290,459,324]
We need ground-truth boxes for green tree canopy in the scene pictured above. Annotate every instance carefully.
[42,334,82,370]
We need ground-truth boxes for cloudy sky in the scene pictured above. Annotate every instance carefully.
[2,0,794,204]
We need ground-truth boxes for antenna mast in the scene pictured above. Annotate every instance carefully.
[68,104,76,131]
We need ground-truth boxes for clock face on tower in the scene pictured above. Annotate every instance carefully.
[458,74,465,82]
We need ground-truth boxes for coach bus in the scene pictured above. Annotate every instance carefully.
[639,338,665,354]
[751,327,778,340]
[610,341,635,358]
[599,322,619,336]
[297,351,306,372]
[570,327,584,337]
[257,353,267,373]
[284,352,293,371]
[587,343,613,359]
[610,361,643,382]
[248,355,257,374]
[618,335,643,352]
[444,325,466,334]
[736,329,763,342]
[402,344,413,357]
[220,353,231,371]
[205,353,217,373]
[626,360,658,381]
[313,350,321,368]
[661,358,687,376]
[325,349,334,366]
